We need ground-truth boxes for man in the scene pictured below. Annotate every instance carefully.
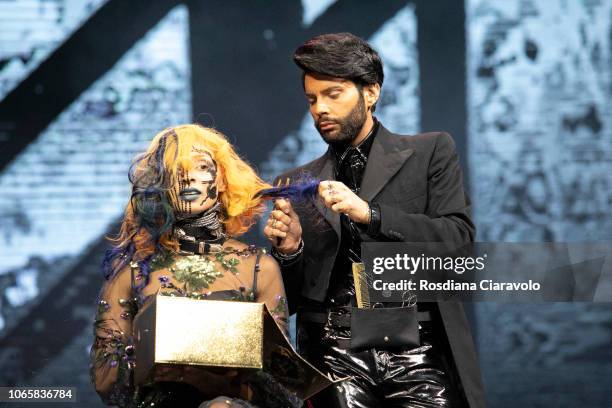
[264,33,484,407]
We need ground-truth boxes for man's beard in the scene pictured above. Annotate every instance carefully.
[315,94,366,145]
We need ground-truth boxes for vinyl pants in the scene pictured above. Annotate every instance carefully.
[298,307,467,408]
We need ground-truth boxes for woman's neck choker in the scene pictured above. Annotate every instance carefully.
[174,202,227,246]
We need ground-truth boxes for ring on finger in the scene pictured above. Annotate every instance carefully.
[271,219,278,229]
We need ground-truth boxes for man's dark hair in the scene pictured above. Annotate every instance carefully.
[293,32,384,112]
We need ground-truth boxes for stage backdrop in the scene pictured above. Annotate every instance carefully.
[0,1,610,407]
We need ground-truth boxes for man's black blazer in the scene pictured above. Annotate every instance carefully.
[276,124,485,408]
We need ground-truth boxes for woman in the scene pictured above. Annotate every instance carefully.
[90,124,293,408]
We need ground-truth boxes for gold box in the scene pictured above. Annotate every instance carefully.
[133,294,333,400]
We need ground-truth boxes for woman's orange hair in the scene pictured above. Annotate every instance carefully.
[104,124,270,276]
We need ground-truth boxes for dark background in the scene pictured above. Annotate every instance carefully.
[0,0,610,406]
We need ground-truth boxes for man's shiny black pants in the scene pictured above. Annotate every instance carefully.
[297,309,466,408]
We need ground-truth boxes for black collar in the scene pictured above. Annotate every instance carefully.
[178,236,226,255]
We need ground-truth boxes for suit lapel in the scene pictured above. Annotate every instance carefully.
[313,150,341,237]
[359,126,414,202]
[309,126,413,237]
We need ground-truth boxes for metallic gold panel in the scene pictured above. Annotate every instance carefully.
[133,295,337,400]
[153,296,264,369]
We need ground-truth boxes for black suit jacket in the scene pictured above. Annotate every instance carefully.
[276,125,485,408]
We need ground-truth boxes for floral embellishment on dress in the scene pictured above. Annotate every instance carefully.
[216,252,240,274]
[97,300,110,314]
[170,255,223,292]
[150,246,261,295]
[149,251,175,271]
[91,297,138,397]
[117,298,138,320]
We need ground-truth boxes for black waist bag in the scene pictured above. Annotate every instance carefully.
[349,306,420,351]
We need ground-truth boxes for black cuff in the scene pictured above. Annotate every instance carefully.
[367,202,381,235]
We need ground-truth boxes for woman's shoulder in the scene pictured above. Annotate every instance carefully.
[222,240,279,272]
[223,239,266,256]
[103,261,135,288]
[223,238,250,250]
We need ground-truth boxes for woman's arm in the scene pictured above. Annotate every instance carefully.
[255,253,289,337]
[90,266,137,407]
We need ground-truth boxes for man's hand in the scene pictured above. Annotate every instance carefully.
[263,198,302,254]
[318,180,370,224]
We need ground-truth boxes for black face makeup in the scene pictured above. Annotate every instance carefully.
[200,159,218,204]
[201,184,217,206]
[176,170,192,214]
[172,146,220,215]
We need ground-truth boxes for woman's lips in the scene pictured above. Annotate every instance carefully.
[179,188,201,201]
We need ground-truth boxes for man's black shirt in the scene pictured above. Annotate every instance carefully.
[326,119,380,304]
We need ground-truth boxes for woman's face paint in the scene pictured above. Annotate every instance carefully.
[171,144,221,215]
